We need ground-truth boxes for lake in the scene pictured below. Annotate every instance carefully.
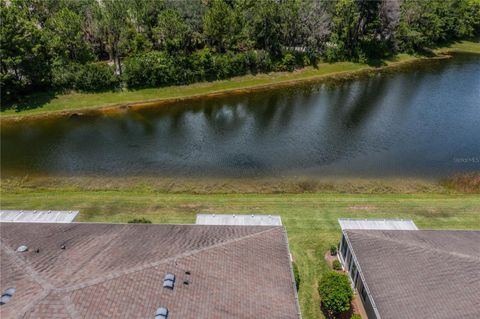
[2,54,480,178]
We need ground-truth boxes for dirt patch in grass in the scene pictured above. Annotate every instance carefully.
[349,205,377,211]
[415,208,453,218]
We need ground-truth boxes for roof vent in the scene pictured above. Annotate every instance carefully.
[155,307,168,319]
[0,287,16,305]
[16,245,28,252]
[163,273,175,289]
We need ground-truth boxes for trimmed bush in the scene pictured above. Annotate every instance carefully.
[332,260,342,271]
[350,314,362,319]
[127,217,152,224]
[292,262,300,290]
[330,245,338,256]
[318,271,353,317]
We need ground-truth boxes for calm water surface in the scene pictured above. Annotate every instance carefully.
[2,54,480,178]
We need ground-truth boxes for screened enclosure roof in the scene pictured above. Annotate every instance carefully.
[0,210,78,223]
[338,218,418,231]
[196,214,282,226]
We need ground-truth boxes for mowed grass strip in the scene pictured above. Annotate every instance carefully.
[1,190,479,318]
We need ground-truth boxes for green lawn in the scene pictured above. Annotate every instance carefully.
[1,188,479,318]
[2,41,479,119]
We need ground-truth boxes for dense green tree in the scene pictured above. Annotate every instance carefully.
[203,0,240,52]
[1,0,51,100]
[242,0,285,56]
[45,8,93,63]
[455,0,480,38]
[94,0,130,75]
[2,0,479,104]
[327,0,361,60]
[154,10,192,52]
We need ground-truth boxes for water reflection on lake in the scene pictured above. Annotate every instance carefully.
[2,54,480,178]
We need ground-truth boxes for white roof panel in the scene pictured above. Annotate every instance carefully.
[338,218,418,230]
[0,210,79,223]
[196,214,282,226]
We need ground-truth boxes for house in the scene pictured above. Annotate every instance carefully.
[0,222,300,319]
[338,219,480,318]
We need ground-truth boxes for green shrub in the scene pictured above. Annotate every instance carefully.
[330,245,338,256]
[332,260,342,271]
[252,50,273,73]
[292,262,300,290]
[75,62,119,92]
[350,314,362,319]
[276,52,296,72]
[123,51,179,89]
[0,73,26,106]
[51,61,79,90]
[213,53,232,79]
[318,271,353,317]
[127,217,152,224]
[230,52,249,76]
[190,48,216,81]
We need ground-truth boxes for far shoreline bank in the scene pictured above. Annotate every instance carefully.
[2,41,479,123]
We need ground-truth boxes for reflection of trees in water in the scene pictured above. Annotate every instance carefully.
[338,76,388,128]
[3,56,476,177]
[202,103,246,134]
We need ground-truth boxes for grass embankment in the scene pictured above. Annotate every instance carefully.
[2,41,479,120]
[1,177,479,319]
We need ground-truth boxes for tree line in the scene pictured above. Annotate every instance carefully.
[1,0,479,104]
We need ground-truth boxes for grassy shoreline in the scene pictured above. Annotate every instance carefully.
[2,174,479,194]
[1,183,479,318]
[2,41,479,122]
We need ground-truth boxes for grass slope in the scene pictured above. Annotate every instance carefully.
[2,41,479,119]
[1,188,479,318]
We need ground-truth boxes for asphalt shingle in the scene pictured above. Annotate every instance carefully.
[345,230,480,319]
[0,223,299,319]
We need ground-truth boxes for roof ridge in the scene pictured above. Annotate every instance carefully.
[347,230,480,262]
[0,239,54,291]
[0,240,62,319]
[58,226,282,292]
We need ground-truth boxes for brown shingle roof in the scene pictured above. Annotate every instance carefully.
[0,223,300,319]
[345,230,480,319]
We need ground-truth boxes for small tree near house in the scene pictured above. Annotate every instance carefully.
[318,271,353,318]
